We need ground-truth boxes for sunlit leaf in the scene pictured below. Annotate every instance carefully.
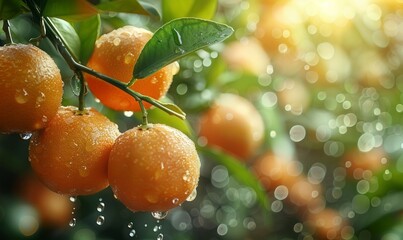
[73,14,100,64]
[0,0,23,20]
[133,17,233,79]
[95,0,149,15]
[43,0,98,21]
[49,17,81,60]
[162,0,217,22]
[199,147,270,210]
[134,98,193,137]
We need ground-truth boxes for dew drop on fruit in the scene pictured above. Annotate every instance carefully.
[19,132,32,140]
[15,88,29,104]
[151,211,168,220]
[96,215,105,225]
[113,37,121,46]
[124,53,135,64]
[171,61,180,75]
[186,188,197,202]
[69,218,76,227]
[172,198,179,205]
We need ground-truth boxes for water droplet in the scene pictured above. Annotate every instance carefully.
[157,233,164,240]
[172,198,179,205]
[69,196,77,203]
[129,229,136,237]
[128,222,134,228]
[97,202,105,212]
[70,75,81,96]
[153,225,159,232]
[79,166,89,177]
[124,53,135,64]
[15,88,29,104]
[96,215,105,225]
[20,132,32,140]
[174,47,185,54]
[113,37,121,46]
[69,218,76,227]
[151,211,168,220]
[186,188,197,202]
[172,28,183,46]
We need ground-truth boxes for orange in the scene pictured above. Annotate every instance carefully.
[85,26,176,111]
[108,124,200,212]
[342,147,386,180]
[306,208,349,240]
[0,44,63,133]
[252,152,301,191]
[29,106,120,195]
[18,174,73,227]
[198,93,265,160]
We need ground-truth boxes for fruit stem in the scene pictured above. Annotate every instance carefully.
[25,0,185,120]
[76,71,86,112]
[2,20,14,44]
[138,100,149,128]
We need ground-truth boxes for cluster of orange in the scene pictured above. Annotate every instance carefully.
[0,26,200,226]
[197,91,358,239]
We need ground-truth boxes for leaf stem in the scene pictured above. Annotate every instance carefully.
[24,0,185,120]
[2,20,14,44]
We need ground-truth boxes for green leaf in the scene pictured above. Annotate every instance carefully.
[95,0,149,15]
[49,17,81,60]
[138,0,162,18]
[72,14,101,64]
[133,17,233,79]
[135,98,193,137]
[43,0,98,21]
[0,0,23,20]
[199,147,270,210]
[162,0,217,22]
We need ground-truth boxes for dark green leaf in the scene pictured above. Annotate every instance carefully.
[138,0,162,18]
[95,0,149,16]
[162,0,217,22]
[135,98,193,137]
[199,147,270,210]
[73,14,100,64]
[49,17,81,60]
[0,0,23,20]
[133,17,233,79]
[43,0,98,21]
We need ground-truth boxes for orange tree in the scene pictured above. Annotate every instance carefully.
[1,0,403,240]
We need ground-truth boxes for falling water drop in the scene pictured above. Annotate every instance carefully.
[96,215,105,225]
[69,218,76,227]
[69,196,77,203]
[157,233,164,240]
[151,211,168,220]
[129,229,136,237]
[97,201,105,212]
[20,132,32,140]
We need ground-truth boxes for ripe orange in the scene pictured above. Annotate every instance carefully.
[18,174,73,227]
[85,26,176,111]
[198,93,265,160]
[29,106,120,195]
[252,152,301,191]
[0,44,63,133]
[306,208,349,240]
[342,147,386,180]
[108,124,200,212]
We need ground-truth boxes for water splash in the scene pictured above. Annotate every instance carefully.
[151,211,168,220]
[20,132,32,140]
